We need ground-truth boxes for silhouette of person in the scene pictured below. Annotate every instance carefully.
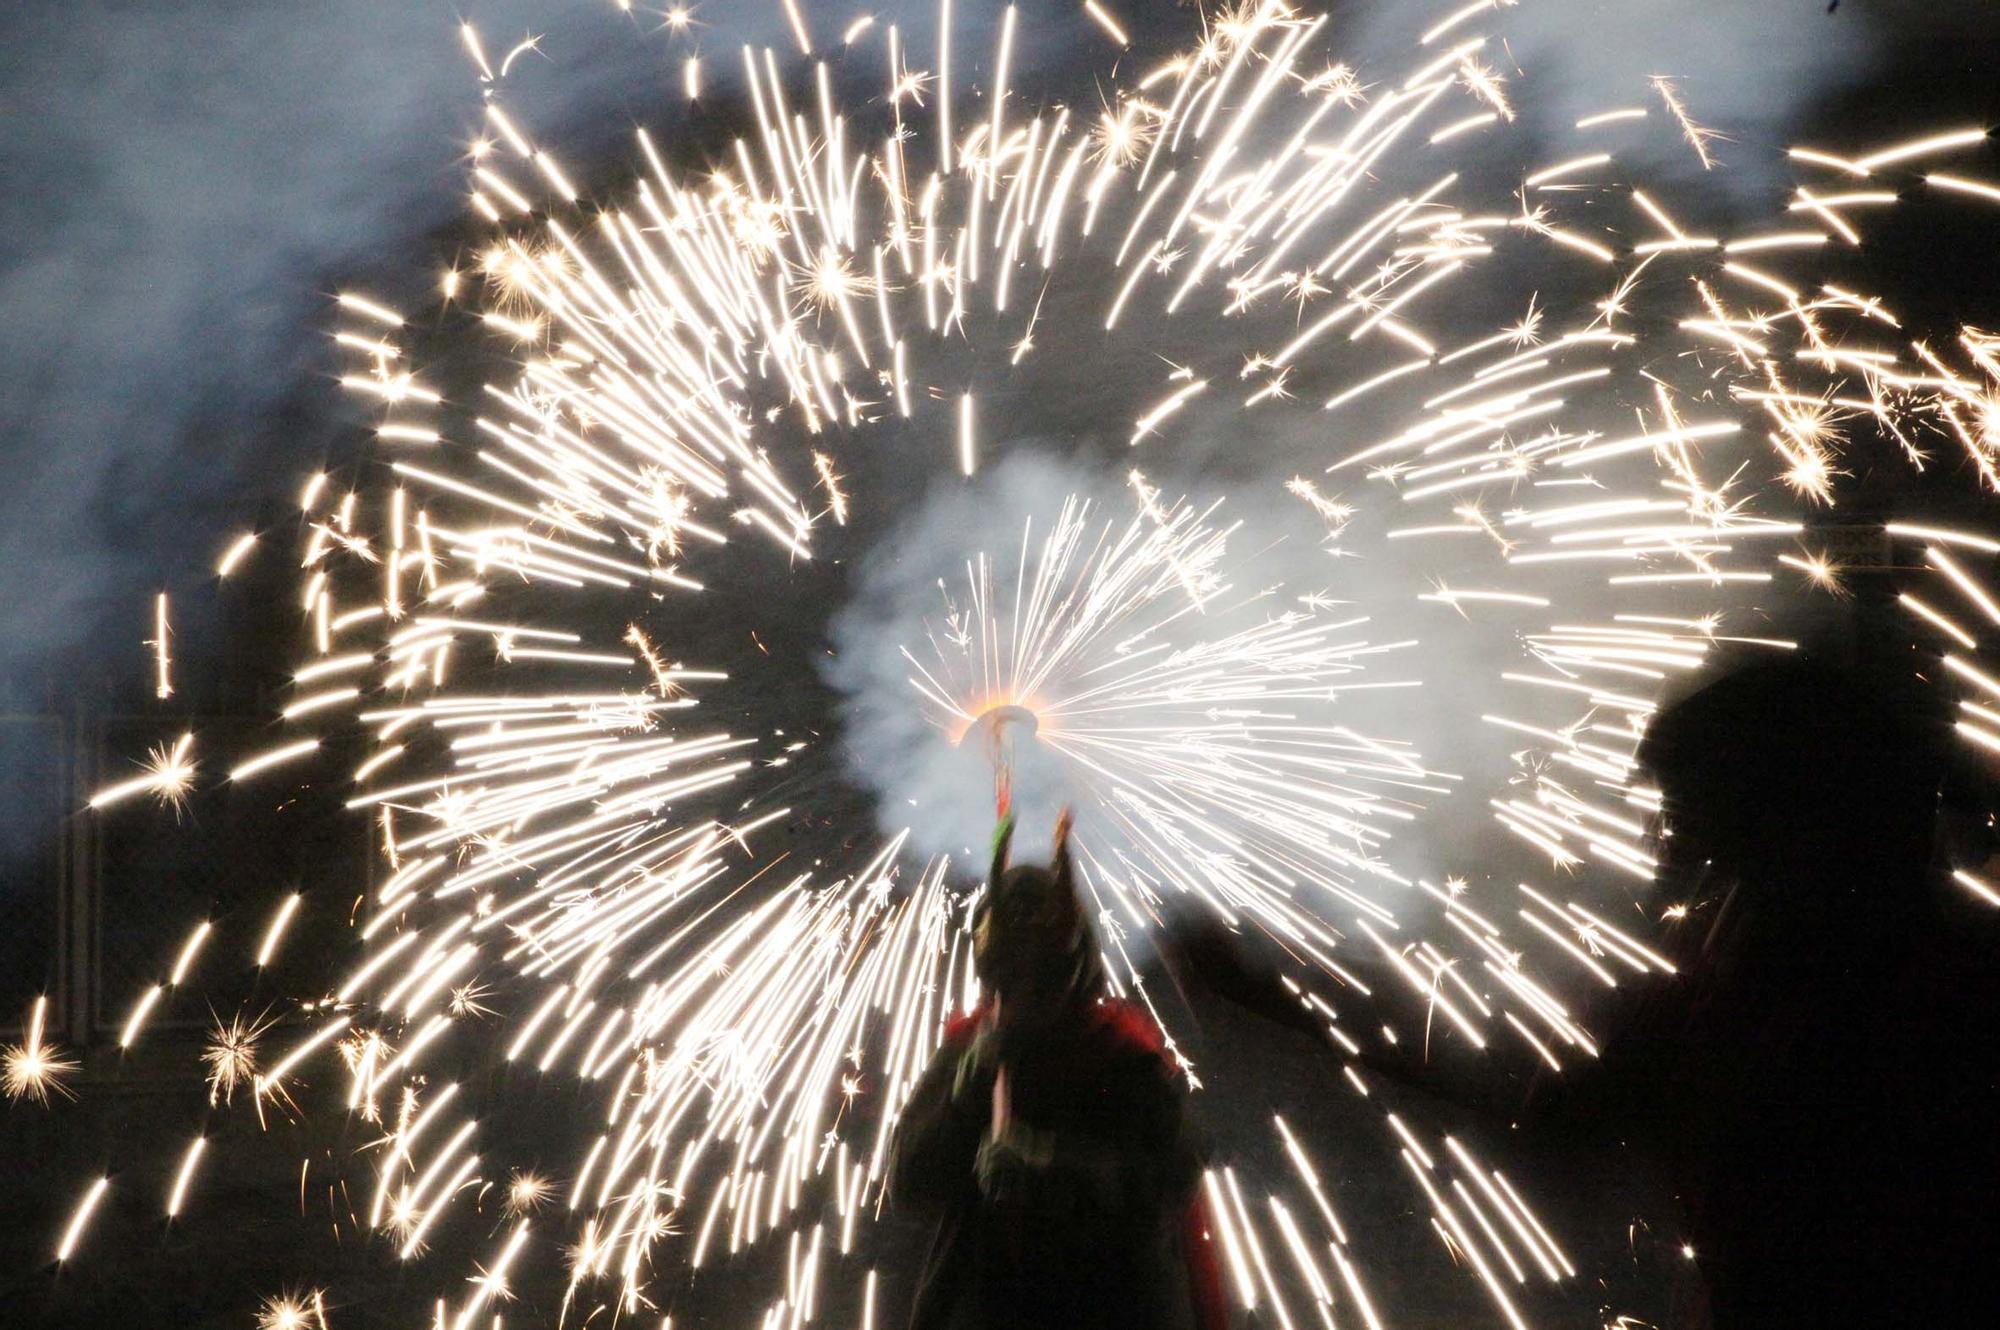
[1629,611,2000,1326]
[888,812,1228,1330]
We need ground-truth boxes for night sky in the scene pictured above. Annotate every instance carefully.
[6,2,2000,1327]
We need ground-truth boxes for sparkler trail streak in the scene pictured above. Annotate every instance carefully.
[151,591,173,699]
[216,531,258,577]
[57,1,2000,1326]
[54,1177,110,1263]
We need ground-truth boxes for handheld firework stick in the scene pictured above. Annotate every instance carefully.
[963,702,1039,819]
[977,735,1024,1141]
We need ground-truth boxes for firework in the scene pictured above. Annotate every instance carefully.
[64,2,2000,1327]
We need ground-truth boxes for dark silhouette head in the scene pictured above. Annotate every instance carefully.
[1642,653,1943,1002]
[1643,650,1944,901]
[973,810,1104,1015]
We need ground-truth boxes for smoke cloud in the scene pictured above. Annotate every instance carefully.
[818,434,1555,901]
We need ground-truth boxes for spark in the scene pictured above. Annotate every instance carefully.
[256,1291,329,1330]
[448,983,497,1020]
[814,453,850,524]
[1927,545,2000,623]
[1888,523,2000,554]
[1858,128,1989,171]
[801,248,873,312]
[623,625,685,700]
[1649,75,1723,169]
[1525,153,1611,188]
[230,739,321,783]
[169,922,212,986]
[166,1137,207,1218]
[376,424,439,445]
[203,1011,270,1108]
[1777,550,1847,597]
[1928,173,2000,207]
[1505,294,1545,347]
[150,592,173,699]
[1576,107,1646,129]
[781,0,811,54]
[1083,2,1130,47]
[118,985,166,1049]
[1132,377,1208,444]
[336,293,403,327]
[1952,869,2000,908]
[505,1170,553,1216]
[1287,477,1355,532]
[89,731,195,812]
[498,33,544,79]
[217,531,258,576]
[256,893,304,968]
[1458,58,1514,122]
[1902,593,1977,649]
[4,996,79,1106]
[56,1178,111,1263]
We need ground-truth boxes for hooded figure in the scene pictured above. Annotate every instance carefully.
[1617,650,1998,1327]
[887,812,1228,1330]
